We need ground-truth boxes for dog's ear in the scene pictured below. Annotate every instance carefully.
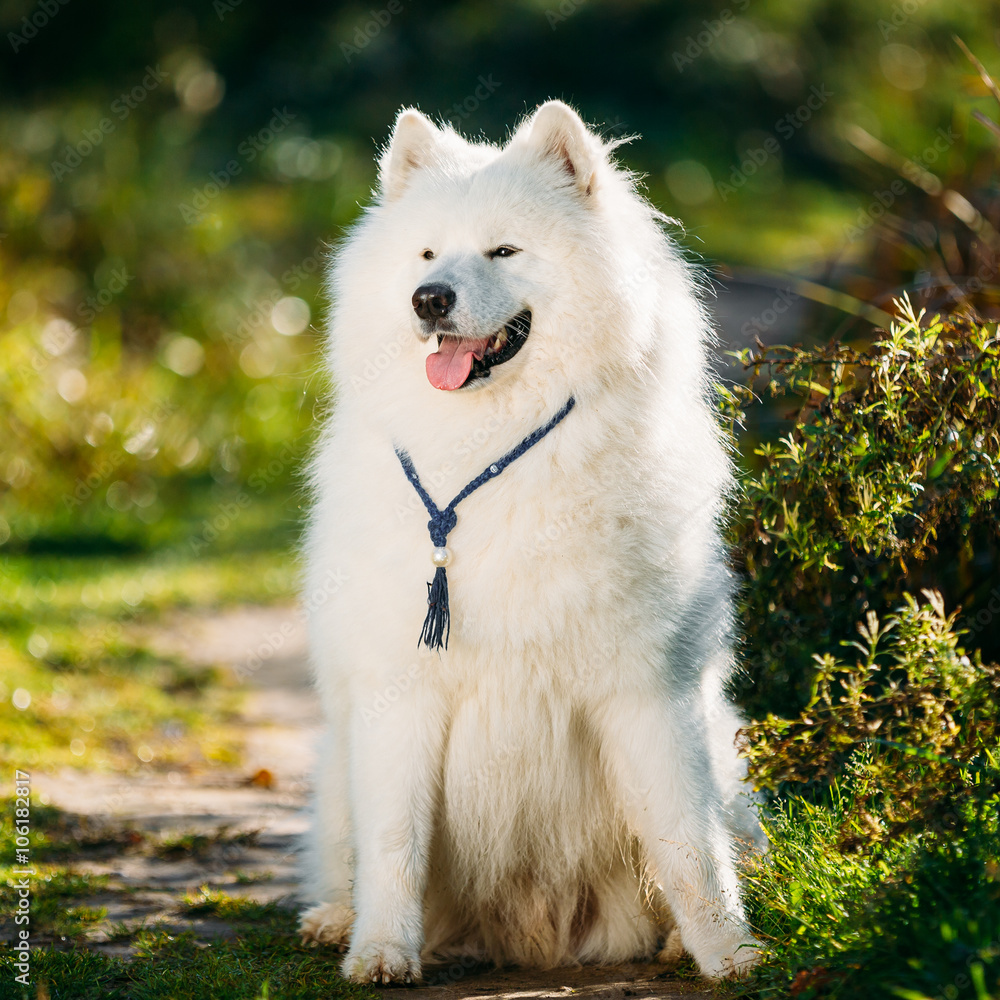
[379,108,441,202]
[518,101,599,197]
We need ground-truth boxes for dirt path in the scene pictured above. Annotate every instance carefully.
[32,607,319,954]
[33,605,715,999]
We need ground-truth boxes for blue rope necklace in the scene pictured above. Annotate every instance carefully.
[394,396,576,650]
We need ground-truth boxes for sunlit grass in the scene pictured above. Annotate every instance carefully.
[0,537,299,774]
[741,794,1000,999]
[0,800,375,1000]
[2,891,378,1000]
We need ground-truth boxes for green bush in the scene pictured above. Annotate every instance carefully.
[745,591,1000,842]
[723,301,1000,998]
[724,297,1000,719]
[739,591,1000,999]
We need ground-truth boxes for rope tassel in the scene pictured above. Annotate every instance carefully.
[421,565,450,650]
[394,396,576,651]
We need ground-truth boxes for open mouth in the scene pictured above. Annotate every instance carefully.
[425,310,531,391]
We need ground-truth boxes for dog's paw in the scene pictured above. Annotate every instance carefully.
[299,902,354,950]
[695,939,762,980]
[342,940,421,985]
[655,927,684,967]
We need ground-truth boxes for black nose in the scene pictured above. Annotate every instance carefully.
[412,283,456,321]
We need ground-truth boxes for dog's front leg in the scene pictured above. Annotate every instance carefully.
[342,686,444,985]
[593,692,760,980]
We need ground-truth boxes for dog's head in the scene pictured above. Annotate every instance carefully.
[376,101,607,394]
[328,101,702,430]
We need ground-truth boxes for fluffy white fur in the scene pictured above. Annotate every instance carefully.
[299,100,765,985]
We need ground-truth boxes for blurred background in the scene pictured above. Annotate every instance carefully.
[0,0,997,563]
[3,9,998,989]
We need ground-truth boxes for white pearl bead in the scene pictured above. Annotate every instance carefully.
[431,546,451,567]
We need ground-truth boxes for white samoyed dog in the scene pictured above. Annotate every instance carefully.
[299,100,765,984]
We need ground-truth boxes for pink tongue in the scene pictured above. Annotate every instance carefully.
[426,336,491,391]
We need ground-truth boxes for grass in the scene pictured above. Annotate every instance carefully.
[14,869,110,940]
[0,775,377,1000]
[0,896,380,1000]
[741,792,1000,999]
[15,928,379,1000]
[157,827,261,861]
[0,536,299,774]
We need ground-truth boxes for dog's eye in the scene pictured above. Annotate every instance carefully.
[488,245,520,260]
[421,249,435,260]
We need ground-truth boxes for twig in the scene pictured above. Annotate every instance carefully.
[954,35,1000,106]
